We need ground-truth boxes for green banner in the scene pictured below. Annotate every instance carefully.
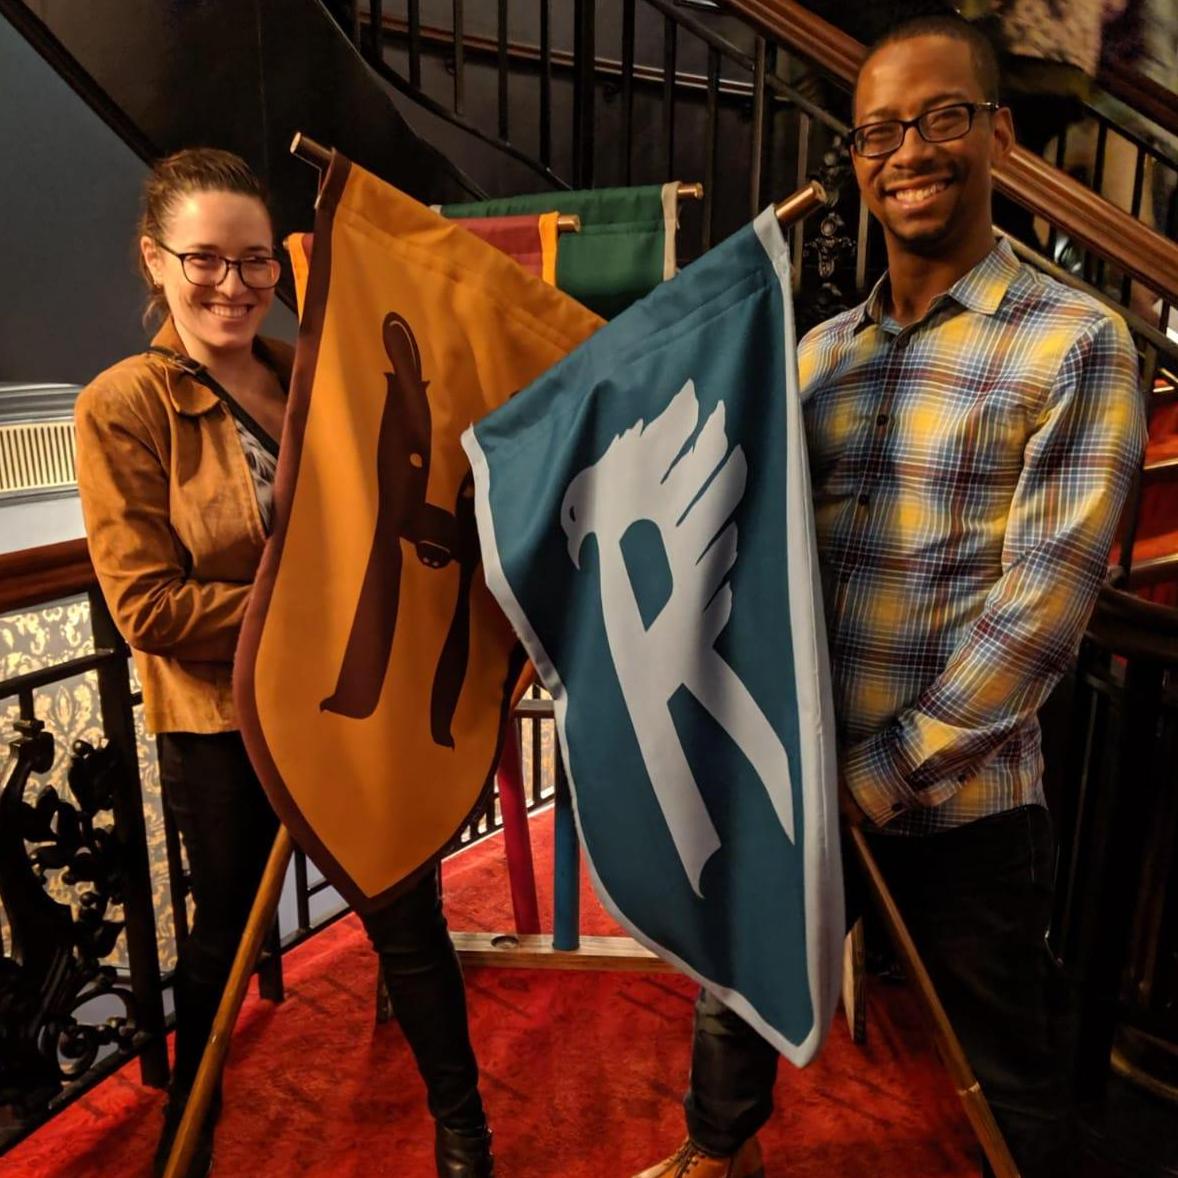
[440,184,678,319]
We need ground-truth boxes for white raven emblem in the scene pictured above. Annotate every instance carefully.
[560,381,795,896]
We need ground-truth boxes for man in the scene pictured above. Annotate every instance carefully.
[634,14,1145,1178]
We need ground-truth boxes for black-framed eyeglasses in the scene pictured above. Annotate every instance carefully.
[154,239,282,290]
[850,102,1000,159]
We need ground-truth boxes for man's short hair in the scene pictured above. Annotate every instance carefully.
[857,13,1001,105]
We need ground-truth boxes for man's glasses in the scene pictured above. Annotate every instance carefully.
[154,240,282,290]
[850,102,1000,159]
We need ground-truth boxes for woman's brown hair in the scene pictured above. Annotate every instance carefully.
[137,147,273,326]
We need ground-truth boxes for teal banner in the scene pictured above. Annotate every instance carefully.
[463,208,844,1063]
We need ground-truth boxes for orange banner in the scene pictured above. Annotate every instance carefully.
[238,157,602,908]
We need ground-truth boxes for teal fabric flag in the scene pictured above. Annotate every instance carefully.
[439,184,678,319]
[462,208,843,1063]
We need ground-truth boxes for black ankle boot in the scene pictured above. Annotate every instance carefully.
[151,1088,218,1178]
[435,1124,494,1177]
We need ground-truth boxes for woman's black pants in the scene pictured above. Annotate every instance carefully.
[158,730,485,1132]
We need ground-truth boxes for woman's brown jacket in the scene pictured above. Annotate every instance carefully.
[74,318,293,734]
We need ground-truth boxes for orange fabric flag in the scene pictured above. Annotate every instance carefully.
[238,156,602,909]
[285,231,314,316]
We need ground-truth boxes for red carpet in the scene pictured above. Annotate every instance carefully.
[5,810,978,1176]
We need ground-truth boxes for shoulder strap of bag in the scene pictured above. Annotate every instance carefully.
[145,345,280,460]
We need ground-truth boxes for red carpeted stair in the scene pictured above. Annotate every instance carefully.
[4,810,978,1176]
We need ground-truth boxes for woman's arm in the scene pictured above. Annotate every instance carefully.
[74,376,251,663]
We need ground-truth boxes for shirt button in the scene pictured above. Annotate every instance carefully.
[876,413,889,427]
[857,493,870,507]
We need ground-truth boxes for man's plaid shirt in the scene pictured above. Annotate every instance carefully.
[799,237,1145,835]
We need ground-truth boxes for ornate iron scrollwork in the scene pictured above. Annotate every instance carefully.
[798,134,860,335]
[1,720,141,1116]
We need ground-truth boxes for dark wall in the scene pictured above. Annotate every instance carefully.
[0,11,298,385]
[0,15,148,383]
[16,0,482,247]
[1,0,494,385]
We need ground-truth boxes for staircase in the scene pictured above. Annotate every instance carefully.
[356,1,1178,591]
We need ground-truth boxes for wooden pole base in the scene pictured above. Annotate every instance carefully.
[454,931,671,971]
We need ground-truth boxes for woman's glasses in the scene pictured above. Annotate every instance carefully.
[154,239,282,290]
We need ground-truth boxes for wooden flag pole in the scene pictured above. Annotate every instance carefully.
[163,828,294,1178]
[848,825,1021,1178]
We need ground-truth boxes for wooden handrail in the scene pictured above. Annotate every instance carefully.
[1099,60,1178,143]
[0,538,94,614]
[726,0,1178,307]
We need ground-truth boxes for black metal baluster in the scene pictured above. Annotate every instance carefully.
[1087,119,1110,288]
[367,0,383,64]
[453,0,465,114]
[1161,197,1176,333]
[621,0,636,185]
[749,37,766,218]
[294,846,311,935]
[702,44,720,249]
[498,0,509,142]
[530,693,542,806]
[362,0,379,63]
[552,754,580,951]
[539,0,552,168]
[1121,148,1148,306]
[88,588,168,1087]
[572,0,596,188]
[793,106,810,285]
[762,43,778,211]
[662,16,677,179]
[257,917,285,1003]
[408,0,421,90]
[1047,126,1069,262]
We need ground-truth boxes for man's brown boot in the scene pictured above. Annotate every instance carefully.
[632,1136,764,1178]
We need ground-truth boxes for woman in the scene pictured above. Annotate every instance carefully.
[74,148,494,1178]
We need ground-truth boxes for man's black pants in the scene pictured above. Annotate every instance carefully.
[683,805,1074,1177]
[158,731,484,1132]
